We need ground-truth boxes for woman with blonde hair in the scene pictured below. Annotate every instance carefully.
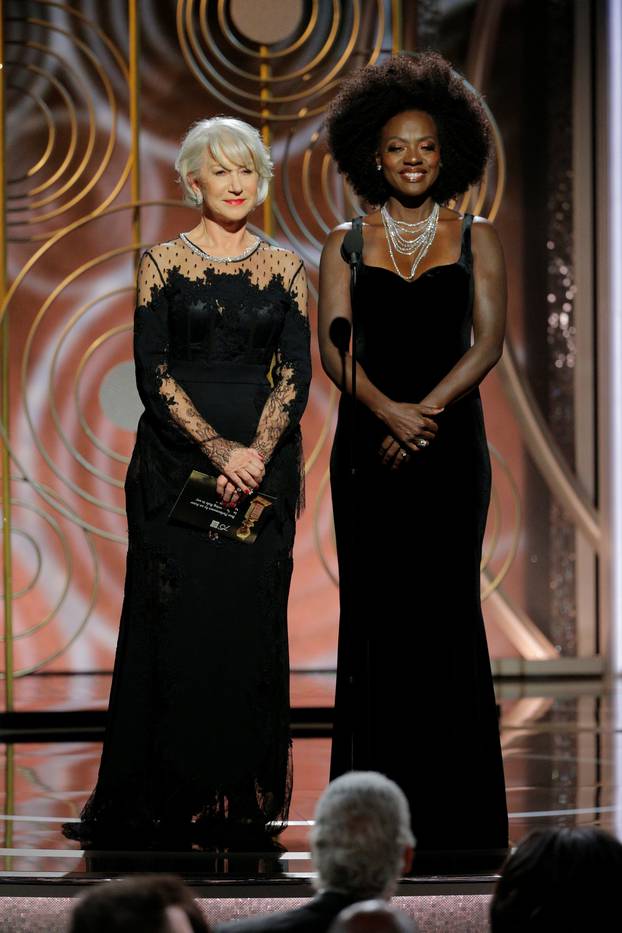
[64,117,311,848]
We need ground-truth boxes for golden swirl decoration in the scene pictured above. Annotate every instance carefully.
[5,1,132,241]
[177,0,385,122]
[0,200,198,542]
[0,478,99,678]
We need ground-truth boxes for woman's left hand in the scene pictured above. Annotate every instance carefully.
[378,435,408,469]
[216,475,245,507]
[378,434,420,469]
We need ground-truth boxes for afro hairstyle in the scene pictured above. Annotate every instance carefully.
[326,52,492,206]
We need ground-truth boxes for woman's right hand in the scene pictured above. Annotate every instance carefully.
[219,445,265,493]
[379,400,443,453]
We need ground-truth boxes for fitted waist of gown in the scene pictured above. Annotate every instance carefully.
[168,361,270,385]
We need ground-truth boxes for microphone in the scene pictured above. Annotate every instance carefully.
[329,317,352,354]
[340,223,363,266]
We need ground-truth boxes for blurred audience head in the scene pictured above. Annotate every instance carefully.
[69,875,209,933]
[311,771,415,898]
[329,899,417,933]
[490,826,622,931]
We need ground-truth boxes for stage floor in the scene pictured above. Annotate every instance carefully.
[0,674,619,891]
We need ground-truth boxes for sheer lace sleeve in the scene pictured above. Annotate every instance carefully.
[134,251,242,470]
[251,260,311,462]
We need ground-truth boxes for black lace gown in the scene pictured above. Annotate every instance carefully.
[330,215,508,858]
[63,236,310,848]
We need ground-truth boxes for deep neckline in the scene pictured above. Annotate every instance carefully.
[358,211,470,284]
[360,258,466,284]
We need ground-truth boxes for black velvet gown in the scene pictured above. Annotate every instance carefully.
[330,214,508,857]
[63,236,311,848]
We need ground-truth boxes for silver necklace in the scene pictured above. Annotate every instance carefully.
[180,232,261,263]
[380,202,440,281]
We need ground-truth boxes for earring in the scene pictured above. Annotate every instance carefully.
[193,190,203,205]
[376,164,382,171]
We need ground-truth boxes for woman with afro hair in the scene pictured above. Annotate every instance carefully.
[318,52,508,865]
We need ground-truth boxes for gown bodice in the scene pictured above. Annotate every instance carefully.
[353,213,475,403]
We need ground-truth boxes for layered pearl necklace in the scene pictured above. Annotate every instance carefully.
[380,202,440,281]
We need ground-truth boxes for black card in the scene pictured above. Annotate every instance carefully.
[168,470,275,544]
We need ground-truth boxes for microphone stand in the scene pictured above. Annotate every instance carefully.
[339,220,370,772]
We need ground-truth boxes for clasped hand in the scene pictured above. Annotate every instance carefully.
[379,400,443,469]
[216,446,265,505]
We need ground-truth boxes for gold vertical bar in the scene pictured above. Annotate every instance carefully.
[391,0,403,53]
[0,0,14,716]
[129,0,141,266]
[259,45,273,238]
[0,0,14,870]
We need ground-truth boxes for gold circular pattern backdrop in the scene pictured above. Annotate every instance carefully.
[1,0,541,680]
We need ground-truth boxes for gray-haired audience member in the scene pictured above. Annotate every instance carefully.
[69,876,209,933]
[490,826,622,932]
[328,900,417,933]
[217,772,415,933]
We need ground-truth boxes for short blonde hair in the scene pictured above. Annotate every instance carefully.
[175,116,273,207]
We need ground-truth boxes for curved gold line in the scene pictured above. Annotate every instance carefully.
[11,33,116,218]
[186,0,345,103]
[210,1,338,85]
[368,0,386,67]
[480,481,499,572]
[305,384,337,474]
[0,527,42,600]
[215,0,319,59]
[5,61,78,197]
[321,153,346,226]
[2,466,128,545]
[344,176,363,219]
[483,578,559,660]
[0,200,190,321]
[0,201,215,541]
[7,0,130,219]
[5,83,56,182]
[500,697,554,750]
[6,40,98,212]
[23,1,129,79]
[74,319,134,465]
[313,467,339,586]
[51,293,131,467]
[179,0,363,113]
[1,527,99,679]
[487,113,506,222]
[499,339,600,550]
[465,0,507,92]
[20,152,132,243]
[481,443,523,599]
[22,246,143,514]
[0,495,72,640]
[472,165,489,216]
[271,200,317,266]
[281,130,324,251]
[302,134,333,236]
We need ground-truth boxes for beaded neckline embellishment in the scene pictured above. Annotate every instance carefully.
[179,232,262,263]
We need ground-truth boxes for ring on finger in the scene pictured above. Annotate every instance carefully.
[416,438,429,449]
